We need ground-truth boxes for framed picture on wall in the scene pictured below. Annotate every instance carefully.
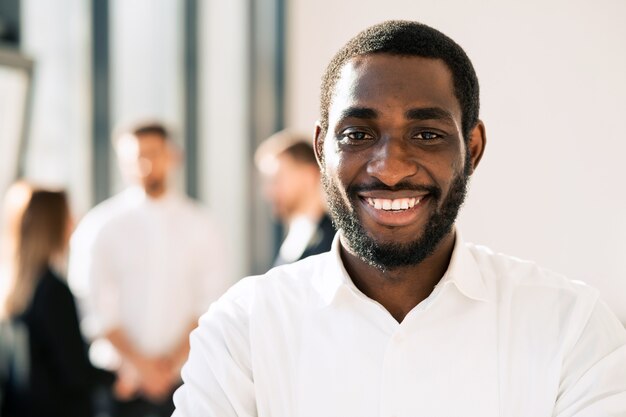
[0,48,33,197]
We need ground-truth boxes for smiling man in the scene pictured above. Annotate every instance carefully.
[173,21,626,416]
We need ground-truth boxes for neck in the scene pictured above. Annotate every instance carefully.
[340,230,456,323]
[145,184,167,199]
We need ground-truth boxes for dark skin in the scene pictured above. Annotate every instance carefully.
[314,54,486,322]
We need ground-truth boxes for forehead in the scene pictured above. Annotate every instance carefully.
[135,132,167,145]
[328,54,461,125]
[259,152,300,177]
[116,132,168,159]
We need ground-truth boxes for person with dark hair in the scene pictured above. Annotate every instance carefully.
[0,182,115,417]
[255,130,336,266]
[68,121,230,417]
[172,21,626,416]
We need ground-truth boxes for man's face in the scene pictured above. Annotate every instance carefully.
[260,153,317,222]
[315,54,483,270]
[117,133,174,197]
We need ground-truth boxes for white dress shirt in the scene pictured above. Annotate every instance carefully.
[173,232,626,417]
[69,187,229,357]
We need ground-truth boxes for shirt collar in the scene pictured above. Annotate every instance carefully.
[438,230,489,302]
[314,229,489,306]
[313,233,353,305]
[125,186,178,208]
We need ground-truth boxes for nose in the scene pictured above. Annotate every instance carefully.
[366,136,419,186]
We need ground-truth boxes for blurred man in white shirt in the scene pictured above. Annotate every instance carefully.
[172,21,626,416]
[69,122,229,417]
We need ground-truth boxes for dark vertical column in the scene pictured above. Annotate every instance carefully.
[0,0,20,46]
[248,0,260,271]
[271,0,286,258]
[248,0,287,272]
[183,0,199,198]
[92,0,111,204]
[274,0,286,132]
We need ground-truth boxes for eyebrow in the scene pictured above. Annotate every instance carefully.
[405,107,456,124]
[337,106,456,125]
[338,107,379,121]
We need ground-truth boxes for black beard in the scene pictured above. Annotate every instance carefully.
[322,160,470,272]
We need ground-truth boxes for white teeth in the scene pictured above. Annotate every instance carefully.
[365,197,422,211]
[367,197,383,210]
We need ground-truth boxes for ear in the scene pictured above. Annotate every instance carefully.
[313,122,325,168]
[467,120,486,174]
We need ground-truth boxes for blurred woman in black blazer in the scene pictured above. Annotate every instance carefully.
[0,182,114,417]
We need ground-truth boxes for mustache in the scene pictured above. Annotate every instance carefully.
[347,179,441,198]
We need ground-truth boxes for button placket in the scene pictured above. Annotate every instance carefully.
[379,315,420,417]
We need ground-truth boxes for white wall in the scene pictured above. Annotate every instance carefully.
[21,0,91,214]
[111,0,183,131]
[110,0,184,193]
[286,0,626,322]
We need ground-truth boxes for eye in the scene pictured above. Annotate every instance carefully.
[339,129,375,142]
[414,131,441,141]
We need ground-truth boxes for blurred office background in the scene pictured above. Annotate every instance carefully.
[1,0,625,321]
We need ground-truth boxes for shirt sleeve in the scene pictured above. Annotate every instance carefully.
[86,228,122,335]
[172,281,257,417]
[554,299,626,417]
[67,222,92,299]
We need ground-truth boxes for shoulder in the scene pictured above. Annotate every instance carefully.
[72,190,139,244]
[206,253,330,320]
[464,242,626,364]
[32,269,74,309]
[466,242,600,328]
[174,195,217,223]
[80,189,138,224]
[467,242,596,297]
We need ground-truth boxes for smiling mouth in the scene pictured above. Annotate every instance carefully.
[364,196,422,211]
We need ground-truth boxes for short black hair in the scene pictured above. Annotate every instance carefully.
[131,121,170,140]
[283,142,317,165]
[255,130,317,171]
[113,120,172,146]
[320,20,479,142]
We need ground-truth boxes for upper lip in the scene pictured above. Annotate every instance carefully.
[357,191,430,199]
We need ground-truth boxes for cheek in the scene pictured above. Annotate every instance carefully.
[283,178,302,200]
[452,145,467,172]
[323,142,357,182]
[322,160,354,209]
[149,158,168,176]
[322,139,341,169]
[428,146,467,187]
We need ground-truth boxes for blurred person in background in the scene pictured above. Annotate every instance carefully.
[68,121,229,417]
[0,181,115,417]
[255,130,336,266]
